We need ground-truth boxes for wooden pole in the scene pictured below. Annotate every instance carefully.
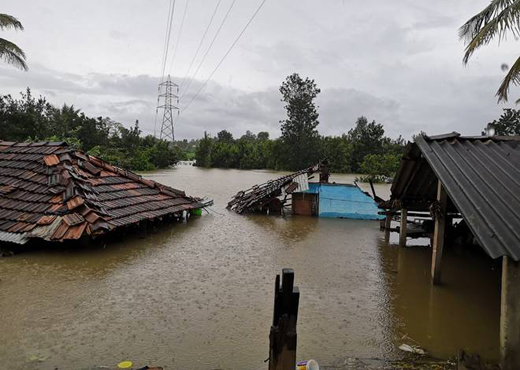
[399,208,407,247]
[500,256,520,370]
[269,269,299,370]
[431,180,447,285]
[384,214,392,244]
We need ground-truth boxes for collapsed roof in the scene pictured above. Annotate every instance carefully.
[0,141,204,245]
[387,132,520,261]
[227,162,325,214]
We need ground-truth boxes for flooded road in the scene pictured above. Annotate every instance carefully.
[0,167,501,369]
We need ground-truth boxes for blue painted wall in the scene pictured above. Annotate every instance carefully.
[302,183,383,220]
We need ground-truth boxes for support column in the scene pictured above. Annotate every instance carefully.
[431,180,447,285]
[500,256,520,370]
[399,208,407,247]
[384,214,392,244]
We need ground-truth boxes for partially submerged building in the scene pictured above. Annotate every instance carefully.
[292,183,382,220]
[0,141,205,245]
[228,162,382,220]
[380,133,520,369]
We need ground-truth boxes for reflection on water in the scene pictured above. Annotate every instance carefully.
[0,167,500,369]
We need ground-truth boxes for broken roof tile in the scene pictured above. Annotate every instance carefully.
[66,196,84,210]
[43,154,60,166]
[63,213,85,226]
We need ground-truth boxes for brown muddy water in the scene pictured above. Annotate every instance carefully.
[0,167,501,370]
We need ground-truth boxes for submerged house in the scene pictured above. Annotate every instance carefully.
[0,141,205,245]
[228,162,382,220]
[380,133,520,369]
[292,183,383,220]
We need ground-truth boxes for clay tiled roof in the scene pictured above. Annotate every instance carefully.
[0,141,203,244]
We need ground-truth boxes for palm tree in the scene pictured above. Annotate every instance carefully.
[0,13,28,70]
[460,0,519,103]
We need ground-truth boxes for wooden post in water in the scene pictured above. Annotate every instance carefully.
[500,256,520,370]
[384,213,392,244]
[431,180,447,285]
[399,208,407,247]
[269,268,299,370]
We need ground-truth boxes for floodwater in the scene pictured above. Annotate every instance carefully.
[0,167,501,370]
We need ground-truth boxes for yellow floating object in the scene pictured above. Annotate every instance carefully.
[118,360,133,369]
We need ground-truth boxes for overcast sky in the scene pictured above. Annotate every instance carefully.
[1,0,518,140]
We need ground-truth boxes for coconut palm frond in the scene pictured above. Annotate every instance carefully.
[459,0,514,40]
[461,0,520,63]
[0,13,24,31]
[497,56,520,102]
[0,37,28,70]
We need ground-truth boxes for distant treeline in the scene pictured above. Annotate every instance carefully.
[195,116,405,180]
[0,89,187,171]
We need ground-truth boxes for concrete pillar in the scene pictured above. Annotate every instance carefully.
[431,180,448,285]
[500,256,520,370]
[399,209,407,247]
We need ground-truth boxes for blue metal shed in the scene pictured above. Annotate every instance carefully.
[297,183,383,220]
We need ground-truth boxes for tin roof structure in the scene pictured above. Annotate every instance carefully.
[387,132,520,261]
[0,141,204,245]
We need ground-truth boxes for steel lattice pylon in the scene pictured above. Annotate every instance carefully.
[157,75,179,143]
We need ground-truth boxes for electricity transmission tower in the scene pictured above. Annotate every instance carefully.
[157,75,179,143]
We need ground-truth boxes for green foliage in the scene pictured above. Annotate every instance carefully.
[0,90,182,171]
[347,116,389,172]
[194,132,213,168]
[194,116,404,177]
[359,153,401,182]
[319,136,352,173]
[486,108,520,136]
[279,73,321,170]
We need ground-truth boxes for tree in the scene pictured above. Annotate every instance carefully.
[194,132,213,167]
[0,13,27,70]
[0,89,54,141]
[257,131,269,141]
[279,73,321,170]
[347,116,387,172]
[359,153,401,180]
[459,2,520,102]
[217,130,234,143]
[486,108,520,135]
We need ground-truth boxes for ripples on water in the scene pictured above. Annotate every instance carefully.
[0,167,500,369]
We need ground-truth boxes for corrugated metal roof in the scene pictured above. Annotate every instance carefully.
[390,133,520,261]
[0,140,204,245]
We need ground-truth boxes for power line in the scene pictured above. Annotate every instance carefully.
[160,0,177,81]
[155,0,176,137]
[181,0,268,113]
[168,0,191,76]
[180,0,237,101]
[179,0,223,92]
